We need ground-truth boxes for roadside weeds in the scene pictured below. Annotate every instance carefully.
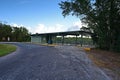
[85,49,120,80]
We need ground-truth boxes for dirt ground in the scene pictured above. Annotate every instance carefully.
[86,49,120,80]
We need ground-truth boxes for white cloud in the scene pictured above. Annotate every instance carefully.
[11,23,24,27]
[11,23,32,33]
[31,21,83,34]
[67,21,82,31]
[32,24,67,34]
[10,21,84,34]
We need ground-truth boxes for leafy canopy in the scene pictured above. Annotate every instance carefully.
[59,0,120,52]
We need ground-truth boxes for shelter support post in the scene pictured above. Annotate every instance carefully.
[46,35,53,44]
[75,35,78,45]
[62,35,64,45]
[81,34,83,47]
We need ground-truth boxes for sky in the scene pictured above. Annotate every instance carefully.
[0,0,82,34]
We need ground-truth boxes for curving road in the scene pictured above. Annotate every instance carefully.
[0,42,111,80]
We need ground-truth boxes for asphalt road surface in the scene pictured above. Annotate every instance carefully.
[0,42,111,80]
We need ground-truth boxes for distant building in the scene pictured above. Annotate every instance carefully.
[31,30,93,46]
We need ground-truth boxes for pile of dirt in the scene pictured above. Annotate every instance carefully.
[86,49,120,80]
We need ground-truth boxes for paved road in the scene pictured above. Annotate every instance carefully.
[0,42,111,80]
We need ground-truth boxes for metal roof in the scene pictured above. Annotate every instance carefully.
[31,30,93,36]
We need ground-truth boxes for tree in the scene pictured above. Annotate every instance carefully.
[0,23,3,41]
[0,23,12,41]
[12,27,30,42]
[0,22,30,42]
[12,27,20,41]
[59,0,120,52]
[19,27,30,41]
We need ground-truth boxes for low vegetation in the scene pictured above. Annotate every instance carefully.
[0,44,17,57]
[86,49,120,79]
[53,37,93,45]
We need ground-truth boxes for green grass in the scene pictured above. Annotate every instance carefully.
[0,44,17,57]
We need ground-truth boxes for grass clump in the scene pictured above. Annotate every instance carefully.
[0,44,17,57]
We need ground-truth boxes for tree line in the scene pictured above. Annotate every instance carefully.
[0,23,31,42]
[59,0,120,52]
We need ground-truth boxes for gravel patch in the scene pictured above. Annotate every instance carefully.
[55,45,111,80]
[0,43,112,80]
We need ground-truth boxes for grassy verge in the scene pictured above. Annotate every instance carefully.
[0,44,17,57]
[86,49,120,79]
